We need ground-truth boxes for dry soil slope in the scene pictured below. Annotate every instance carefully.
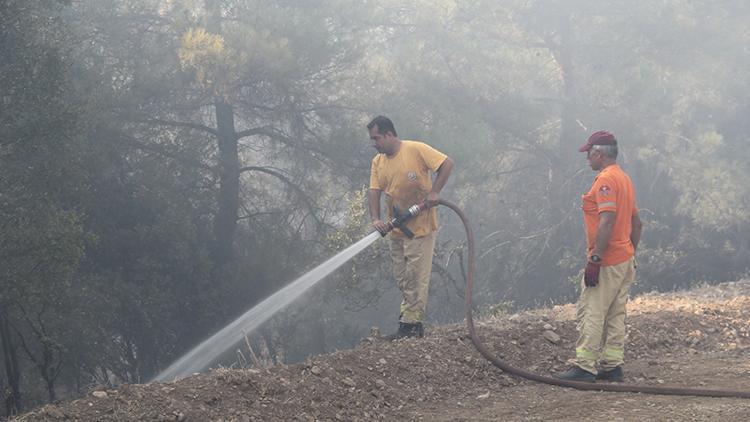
[15,280,750,421]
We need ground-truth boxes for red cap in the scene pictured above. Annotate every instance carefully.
[578,130,617,152]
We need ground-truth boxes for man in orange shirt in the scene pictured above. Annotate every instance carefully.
[368,116,454,338]
[557,131,642,382]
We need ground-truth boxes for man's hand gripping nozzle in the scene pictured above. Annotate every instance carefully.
[380,202,427,238]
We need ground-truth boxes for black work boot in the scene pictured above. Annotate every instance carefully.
[384,322,424,340]
[596,366,624,382]
[412,322,424,338]
[555,366,595,382]
[398,322,424,338]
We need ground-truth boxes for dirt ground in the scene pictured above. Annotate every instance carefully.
[14,280,750,422]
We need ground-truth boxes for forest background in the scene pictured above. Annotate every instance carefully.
[1,0,749,416]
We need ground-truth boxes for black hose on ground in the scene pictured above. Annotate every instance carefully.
[439,199,750,398]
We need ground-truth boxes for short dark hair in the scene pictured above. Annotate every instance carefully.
[367,115,397,137]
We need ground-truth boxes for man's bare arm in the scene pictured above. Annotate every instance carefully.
[592,211,616,259]
[369,188,389,234]
[431,157,454,195]
[368,188,381,221]
[425,157,454,207]
[630,211,642,251]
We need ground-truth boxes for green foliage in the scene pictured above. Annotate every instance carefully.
[325,188,370,250]
[667,131,749,231]
[0,0,93,409]
[318,187,391,314]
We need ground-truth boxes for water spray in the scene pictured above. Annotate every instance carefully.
[152,202,425,383]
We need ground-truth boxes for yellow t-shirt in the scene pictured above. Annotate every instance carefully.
[369,140,448,238]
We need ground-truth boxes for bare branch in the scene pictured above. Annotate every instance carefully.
[238,166,322,227]
[235,126,277,140]
[119,135,215,172]
[135,118,218,137]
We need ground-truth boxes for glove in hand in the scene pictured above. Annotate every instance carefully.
[584,262,600,287]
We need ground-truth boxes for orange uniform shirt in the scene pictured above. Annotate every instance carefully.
[582,164,637,266]
[370,140,447,238]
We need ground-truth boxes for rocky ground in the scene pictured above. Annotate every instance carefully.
[14,280,750,421]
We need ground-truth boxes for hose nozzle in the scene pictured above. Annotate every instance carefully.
[406,203,424,217]
[385,202,427,238]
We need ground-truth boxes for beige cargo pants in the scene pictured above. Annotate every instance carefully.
[575,257,636,374]
[389,231,437,323]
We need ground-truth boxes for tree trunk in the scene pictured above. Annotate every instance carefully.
[213,100,240,266]
[309,310,327,355]
[41,347,57,402]
[544,14,582,169]
[46,377,56,403]
[0,310,22,415]
[205,0,241,267]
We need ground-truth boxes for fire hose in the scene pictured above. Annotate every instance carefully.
[394,200,750,398]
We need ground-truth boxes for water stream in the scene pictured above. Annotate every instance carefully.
[152,230,382,382]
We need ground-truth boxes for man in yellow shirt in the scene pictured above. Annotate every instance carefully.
[367,116,454,338]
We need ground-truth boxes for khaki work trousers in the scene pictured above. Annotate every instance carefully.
[389,231,437,323]
[575,257,636,374]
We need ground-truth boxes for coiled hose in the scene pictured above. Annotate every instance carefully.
[439,199,750,398]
